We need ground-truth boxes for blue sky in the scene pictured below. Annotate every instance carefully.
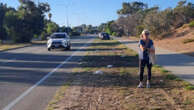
[1,0,194,27]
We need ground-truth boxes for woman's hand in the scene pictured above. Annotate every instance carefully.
[140,45,146,51]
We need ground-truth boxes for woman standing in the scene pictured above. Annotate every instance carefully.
[137,30,155,88]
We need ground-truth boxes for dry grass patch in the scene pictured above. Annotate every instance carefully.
[46,39,194,110]
[46,84,70,110]
[182,38,194,44]
[0,40,46,51]
[0,43,31,51]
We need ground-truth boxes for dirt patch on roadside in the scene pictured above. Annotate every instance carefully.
[47,39,194,110]
[154,28,194,57]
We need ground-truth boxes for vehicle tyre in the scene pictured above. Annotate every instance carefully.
[48,48,51,51]
[66,45,71,50]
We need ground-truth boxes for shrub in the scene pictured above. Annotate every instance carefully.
[185,85,194,90]
[112,32,117,36]
[189,21,194,27]
[182,38,194,44]
[40,31,47,40]
[165,74,177,80]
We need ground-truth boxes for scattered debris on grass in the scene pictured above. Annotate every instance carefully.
[94,70,104,75]
[107,65,113,68]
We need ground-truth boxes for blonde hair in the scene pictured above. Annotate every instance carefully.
[141,29,149,35]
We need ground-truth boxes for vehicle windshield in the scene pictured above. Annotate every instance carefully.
[103,33,109,37]
[51,34,67,39]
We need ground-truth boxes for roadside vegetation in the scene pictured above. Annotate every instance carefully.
[182,38,194,44]
[0,0,99,45]
[0,0,51,43]
[47,39,194,110]
[0,43,30,51]
[189,20,194,27]
[99,0,194,39]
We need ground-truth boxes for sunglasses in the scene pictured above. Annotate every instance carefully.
[145,33,149,36]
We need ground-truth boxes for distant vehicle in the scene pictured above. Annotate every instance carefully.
[47,32,71,51]
[98,33,103,39]
[98,32,110,40]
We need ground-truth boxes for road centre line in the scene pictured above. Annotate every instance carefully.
[3,38,94,110]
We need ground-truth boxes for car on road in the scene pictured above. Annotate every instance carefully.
[98,32,110,40]
[47,32,71,51]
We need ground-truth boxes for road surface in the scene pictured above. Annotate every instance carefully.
[0,36,94,110]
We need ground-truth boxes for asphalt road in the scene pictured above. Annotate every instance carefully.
[0,36,95,110]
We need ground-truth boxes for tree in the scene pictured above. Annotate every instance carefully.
[173,0,194,28]
[0,3,14,41]
[46,22,59,35]
[98,23,106,32]
[4,10,24,42]
[117,2,147,16]
[59,26,72,34]
[0,3,7,41]
[105,21,114,35]
[3,0,50,43]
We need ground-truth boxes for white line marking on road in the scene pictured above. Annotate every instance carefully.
[3,39,94,110]
[1,58,17,64]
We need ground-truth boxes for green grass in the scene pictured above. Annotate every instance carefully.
[153,65,183,82]
[184,99,192,105]
[185,85,194,90]
[165,74,178,80]
[183,81,191,86]
[189,21,194,27]
[153,65,162,68]
[161,69,169,73]
[174,78,182,81]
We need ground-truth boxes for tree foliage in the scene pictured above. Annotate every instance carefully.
[103,0,194,38]
[1,1,52,43]
[0,3,12,41]
[117,2,147,16]
[46,22,59,35]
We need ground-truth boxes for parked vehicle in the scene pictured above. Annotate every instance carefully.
[98,33,103,39]
[98,32,110,40]
[47,32,71,51]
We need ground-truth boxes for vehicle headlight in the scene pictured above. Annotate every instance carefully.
[62,40,67,45]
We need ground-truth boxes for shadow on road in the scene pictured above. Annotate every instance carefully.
[0,36,184,89]
[0,38,139,87]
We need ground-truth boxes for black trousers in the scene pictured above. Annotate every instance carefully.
[139,59,152,81]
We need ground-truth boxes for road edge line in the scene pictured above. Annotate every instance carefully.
[3,38,94,110]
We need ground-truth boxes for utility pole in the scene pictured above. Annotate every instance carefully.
[65,5,69,27]
[37,0,39,5]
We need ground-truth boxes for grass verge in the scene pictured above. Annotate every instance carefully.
[0,40,46,51]
[0,43,31,51]
[46,83,70,110]
[46,39,194,110]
